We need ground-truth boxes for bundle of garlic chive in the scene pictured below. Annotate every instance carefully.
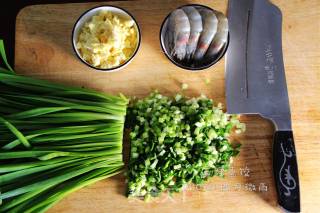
[0,40,127,213]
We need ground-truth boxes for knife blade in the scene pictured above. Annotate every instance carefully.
[226,0,300,212]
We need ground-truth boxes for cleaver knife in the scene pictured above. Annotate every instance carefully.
[226,0,300,212]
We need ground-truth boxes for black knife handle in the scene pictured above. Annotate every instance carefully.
[273,130,300,212]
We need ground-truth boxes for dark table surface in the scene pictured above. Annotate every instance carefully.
[0,0,107,67]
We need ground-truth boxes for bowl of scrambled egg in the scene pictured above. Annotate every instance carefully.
[72,6,141,71]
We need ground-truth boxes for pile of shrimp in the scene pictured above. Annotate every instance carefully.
[165,5,228,65]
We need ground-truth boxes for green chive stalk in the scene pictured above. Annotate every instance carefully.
[0,40,127,212]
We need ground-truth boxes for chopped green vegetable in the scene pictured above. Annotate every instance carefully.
[181,83,188,90]
[127,92,245,199]
[205,78,211,85]
[0,40,127,212]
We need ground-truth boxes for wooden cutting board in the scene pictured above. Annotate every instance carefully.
[14,0,320,212]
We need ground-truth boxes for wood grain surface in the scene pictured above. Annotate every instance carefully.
[15,0,320,212]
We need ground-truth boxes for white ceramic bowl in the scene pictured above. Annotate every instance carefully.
[72,5,141,72]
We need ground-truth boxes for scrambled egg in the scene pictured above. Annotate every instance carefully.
[76,11,138,69]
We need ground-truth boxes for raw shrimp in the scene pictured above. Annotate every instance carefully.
[182,6,203,60]
[205,11,229,60]
[167,9,190,61]
[193,8,218,61]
